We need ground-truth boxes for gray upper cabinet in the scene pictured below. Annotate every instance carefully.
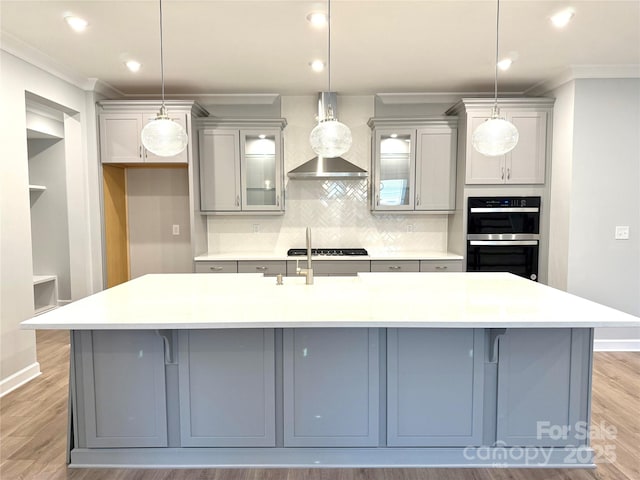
[283,328,379,447]
[496,328,592,447]
[446,98,554,185]
[197,118,287,214]
[98,101,205,165]
[178,329,276,447]
[73,330,168,448]
[387,328,485,446]
[368,118,457,213]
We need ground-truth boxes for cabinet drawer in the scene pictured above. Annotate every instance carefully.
[420,260,463,272]
[286,260,370,277]
[194,261,238,273]
[238,261,286,277]
[371,260,420,273]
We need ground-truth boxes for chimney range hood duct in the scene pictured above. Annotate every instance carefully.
[288,93,368,179]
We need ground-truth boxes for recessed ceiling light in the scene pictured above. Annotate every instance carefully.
[258,134,266,139]
[64,15,88,33]
[497,58,513,71]
[125,60,142,73]
[390,133,398,138]
[306,12,327,27]
[310,59,325,72]
[550,8,575,28]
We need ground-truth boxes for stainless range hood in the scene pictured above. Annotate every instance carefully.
[288,93,368,179]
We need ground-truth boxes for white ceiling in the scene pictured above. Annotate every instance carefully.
[1,0,639,96]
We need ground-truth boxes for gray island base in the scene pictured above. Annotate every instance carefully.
[21,273,640,469]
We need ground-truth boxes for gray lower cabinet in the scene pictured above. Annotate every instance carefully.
[419,260,463,272]
[178,329,276,446]
[238,260,286,277]
[496,328,592,447]
[387,328,485,446]
[283,328,379,446]
[194,261,238,273]
[74,330,168,448]
[370,260,419,272]
[286,260,370,276]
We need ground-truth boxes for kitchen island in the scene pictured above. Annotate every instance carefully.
[21,272,639,469]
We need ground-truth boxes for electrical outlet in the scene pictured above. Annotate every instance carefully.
[172,224,180,236]
[615,225,630,240]
[406,223,415,233]
[252,224,260,233]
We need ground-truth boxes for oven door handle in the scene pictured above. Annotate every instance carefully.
[469,240,539,246]
[469,207,539,213]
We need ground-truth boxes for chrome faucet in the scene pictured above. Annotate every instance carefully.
[296,227,314,285]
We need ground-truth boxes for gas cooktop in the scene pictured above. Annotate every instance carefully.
[287,248,369,257]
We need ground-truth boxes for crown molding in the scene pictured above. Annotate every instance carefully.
[376,92,496,105]
[1,31,99,91]
[127,93,281,105]
[526,65,640,96]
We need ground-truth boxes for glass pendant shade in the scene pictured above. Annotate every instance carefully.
[310,118,353,158]
[472,116,519,157]
[141,114,188,157]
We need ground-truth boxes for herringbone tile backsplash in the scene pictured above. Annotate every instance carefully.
[206,179,448,253]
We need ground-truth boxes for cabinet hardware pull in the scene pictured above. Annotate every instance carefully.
[501,167,505,180]
[376,194,379,206]
[210,266,223,271]
[416,194,420,206]
[236,195,240,207]
[256,266,268,271]
[507,168,511,180]
[144,148,147,159]
[139,145,142,158]
[276,195,280,207]
[389,265,401,270]
[435,266,448,270]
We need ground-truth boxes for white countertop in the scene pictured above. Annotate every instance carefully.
[194,251,463,261]
[21,272,640,330]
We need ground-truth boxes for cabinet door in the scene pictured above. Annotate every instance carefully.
[370,260,419,272]
[199,129,241,211]
[178,329,276,446]
[505,111,547,184]
[286,260,370,277]
[496,328,592,447]
[142,113,189,164]
[415,126,457,211]
[99,114,143,164]
[194,261,238,273]
[419,260,463,272]
[283,328,379,446]
[75,330,167,447]
[373,129,415,210]
[465,115,506,184]
[238,260,286,276]
[387,328,485,446]
[240,129,282,211]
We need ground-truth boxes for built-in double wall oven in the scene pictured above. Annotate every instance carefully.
[466,196,540,281]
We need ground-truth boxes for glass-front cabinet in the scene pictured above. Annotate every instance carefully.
[241,130,281,210]
[373,129,415,211]
[197,118,286,214]
[369,117,457,213]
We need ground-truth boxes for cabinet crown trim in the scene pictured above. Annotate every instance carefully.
[98,100,209,117]
[196,117,287,129]
[367,116,457,129]
[446,97,555,115]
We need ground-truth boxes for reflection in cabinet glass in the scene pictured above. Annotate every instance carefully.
[379,133,413,208]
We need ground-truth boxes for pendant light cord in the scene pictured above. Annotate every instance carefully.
[327,0,332,94]
[493,0,500,112]
[159,0,166,108]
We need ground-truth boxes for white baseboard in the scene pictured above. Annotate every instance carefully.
[0,362,41,397]
[594,339,640,352]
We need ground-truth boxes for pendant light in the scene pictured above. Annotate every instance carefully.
[309,0,352,158]
[141,0,188,157]
[471,0,519,157]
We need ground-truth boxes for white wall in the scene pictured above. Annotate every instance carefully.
[127,168,192,278]
[0,50,103,395]
[549,78,640,348]
[206,95,450,254]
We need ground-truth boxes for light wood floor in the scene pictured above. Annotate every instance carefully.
[1,331,638,480]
